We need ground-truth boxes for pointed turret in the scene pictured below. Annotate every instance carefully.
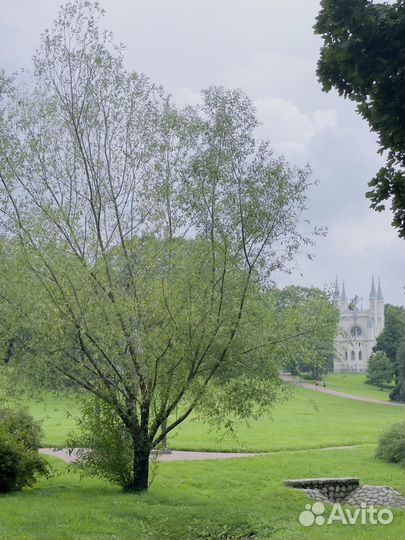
[341,280,347,302]
[369,275,376,299]
[333,277,340,305]
[369,275,378,337]
[377,278,383,301]
[376,278,385,335]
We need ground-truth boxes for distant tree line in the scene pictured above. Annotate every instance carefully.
[367,304,405,402]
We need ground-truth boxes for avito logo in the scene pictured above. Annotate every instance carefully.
[299,502,393,527]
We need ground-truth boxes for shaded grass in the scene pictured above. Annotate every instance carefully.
[0,446,403,540]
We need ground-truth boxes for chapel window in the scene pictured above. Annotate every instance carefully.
[350,325,362,337]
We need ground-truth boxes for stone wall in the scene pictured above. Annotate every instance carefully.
[283,477,360,502]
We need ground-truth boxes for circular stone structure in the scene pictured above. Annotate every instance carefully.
[345,486,405,509]
[283,478,360,502]
[284,478,405,508]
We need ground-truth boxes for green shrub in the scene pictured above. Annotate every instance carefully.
[297,371,314,382]
[0,407,43,450]
[0,428,49,493]
[375,422,405,464]
[366,351,394,387]
[389,383,405,403]
[68,399,134,489]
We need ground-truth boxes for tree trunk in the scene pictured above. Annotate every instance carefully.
[125,440,150,492]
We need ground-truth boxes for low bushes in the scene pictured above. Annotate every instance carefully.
[389,383,405,402]
[0,407,49,493]
[68,399,134,490]
[375,422,405,464]
[0,407,43,450]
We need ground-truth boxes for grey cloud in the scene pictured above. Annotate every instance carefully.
[0,0,403,304]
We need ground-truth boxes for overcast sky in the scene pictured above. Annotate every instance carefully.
[1,0,403,305]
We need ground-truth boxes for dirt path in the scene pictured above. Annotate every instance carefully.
[297,381,403,407]
[40,445,361,464]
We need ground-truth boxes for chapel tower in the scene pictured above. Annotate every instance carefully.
[333,277,385,372]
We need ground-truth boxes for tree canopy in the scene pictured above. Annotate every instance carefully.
[314,0,405,237]
[373,304,405,401]
[0,1,322,490]
[272,286,339,379]
[374,304,405,363]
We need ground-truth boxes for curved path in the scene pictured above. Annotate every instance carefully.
[282,375,403,407]
[297,381,403,407]
[40,444,360,464]
[39,448,261,463]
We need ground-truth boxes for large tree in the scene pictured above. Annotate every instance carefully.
[373,304,405,401]
[273,286,339,379]
[0,1,320,491]
[374,304,405,363]
[314,0,405,237]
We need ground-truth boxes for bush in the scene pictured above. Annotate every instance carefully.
[366,351,394,387]
[389,382,405,402]
[390,342,405,402]
[375,422,405,464]
[0,407,43,450]
[297,371,314,382]
[0,407,49,492]
[68,399,134,489]
[0,428,49,493]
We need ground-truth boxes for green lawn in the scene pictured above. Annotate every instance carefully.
[20,392,80,448]
[0,446,403,540]
[19,386,404,452]
[2,383,404,539]
[169,388,403,452]
[323,373,394,401]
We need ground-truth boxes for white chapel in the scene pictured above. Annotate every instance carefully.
[333,277,385,373]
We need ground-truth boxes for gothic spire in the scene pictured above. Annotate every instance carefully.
[341,280,347,303]
[333,276,340,302]
[377,278,384,301]
[369,275,376,299]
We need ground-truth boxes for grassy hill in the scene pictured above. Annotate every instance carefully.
[18,384,404,452]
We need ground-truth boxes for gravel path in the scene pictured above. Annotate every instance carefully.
[39,445,360,464]
[282,374,403,407]
[298,381,403,407]
[39,448,263,463]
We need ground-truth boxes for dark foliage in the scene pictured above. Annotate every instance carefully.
[366,351,394,387]
[0,407,43,450]
[314,0,405,236]
[0,409,49,493]
[373,305,405,402]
